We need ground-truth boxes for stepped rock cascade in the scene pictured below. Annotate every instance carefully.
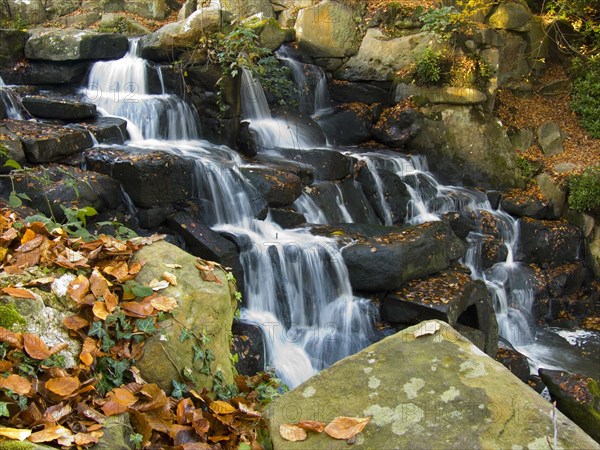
[0,76,24,119]
[83,45,378,388]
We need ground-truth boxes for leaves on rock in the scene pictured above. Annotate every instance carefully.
[279,423,308,441]
[324,416,371,440]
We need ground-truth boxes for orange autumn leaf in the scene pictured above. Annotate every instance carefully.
[0,326,22,348]
[150,295,178,312]
[121,299,154,318]
[102,387,138,416]
[74,431,103,446]
[162,271,177,286]
[92,301,110,320]
[2,286,37,299]
[279,424,307,442]
[209,400,237,415]
[297,420,325,433]
[0,426,32,441]
[0,361,12,372]
[23,334,52,360]
[67,274,90,305]
[45,377,81,397]
[104,290,119,313]
[20,228,36,245]
[79,337,98,366]
[238,402,261,418]
[28,425,70,443]
[0,374,32,395]
[62,315,89,331]
[103,261,131,283]
[324,416,371,440]
[176,398,195,425]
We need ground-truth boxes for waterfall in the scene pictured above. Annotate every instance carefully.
[83,39,201,141]
[0,76,24,119]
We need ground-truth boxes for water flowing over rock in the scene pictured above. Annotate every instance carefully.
[267,320,599,450]
[132,240,237,393]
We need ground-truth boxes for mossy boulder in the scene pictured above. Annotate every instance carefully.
[488,2,533,31]
[243,17,288,51]
[267,320,599,449]
[220,0,275,19]
[0,29,29,65]
[410,106,523,189]
[539,369,600,443]
[294,0,360,58]
[132,240,237,394]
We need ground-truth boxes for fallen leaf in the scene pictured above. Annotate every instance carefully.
[324,417,370,440]
[92,301,110,320]
[23,333,51,360]
[238,402,261,418]
[148,279,170,291]
[74,431,103,445]
[90,269,111,299]
[164,263,182,269]
[43,402,72,423]
[20,228,36,245]
[0,426,32,441]
[413,321,441,338]
[209,400,237,415]
[297,420,325,433]
[28,425,70,443]
[67,274,90,305]
[0,374,31,395]
[62,315,89,331]
[150,296,178,312]
[102,387,138,416]
[195,261,222,285]
[1,286,37,299]
[103,261,131,283]
[104,290,119,313]
[45,377,81,397]
[162,271,177,286]
[279,424,307,442]
[121,299,154,318]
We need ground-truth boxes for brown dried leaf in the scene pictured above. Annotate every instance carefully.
[209,400,237,415]
[1,286,37,299]
[195,261,223,285]
[104,290,119,313]
[74,431,103,446]
[150,295,178,312]
[103,261,131,283]
[279,424,307,442]
[297,420,325,433]
[136,384,169,412]
[23,334,51,360]
[45,377,81,397]
[0,374,32,395]
[0,426,32,441]
[0,361,12,372]
[28,425,70,443]
[101,387,139,416]
[324,416,371,440]
[176,398,195,425]
[43,402,72,424]
[79,337,98,366]
[0,327,22,348]
[90,269,111,299]
[62,315,89,331]
[67,274,90,305]
[238,402,261,418]
[121,299,154,318]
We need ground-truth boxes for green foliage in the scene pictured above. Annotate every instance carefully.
[123,280,154,298]
[0,304,26,330]
[414,48,448,85]
[544,0,600,55]
[517,156,533,180]
[570,56,600,138]
[129,432,143,450]
[568,165,600,212]
[421,6,460,39]
[96,356,132,396]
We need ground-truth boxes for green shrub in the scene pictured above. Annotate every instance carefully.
[568,165,600,212]
[415,48,447,85]
[516,156,533,180]
[570,56,600,138]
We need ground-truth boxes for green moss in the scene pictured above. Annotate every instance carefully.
[568,166,600,212]
[0,440,38,449]
[0,303,26,330]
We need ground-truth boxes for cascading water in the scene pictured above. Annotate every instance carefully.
[0,76,24,119]
[83,39,200,141]
[83,44,378,388]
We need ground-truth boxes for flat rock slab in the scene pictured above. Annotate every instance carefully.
[2,119,93,163]
[267,320,599,449]
[21,95,97,121]
[25,28,128,61]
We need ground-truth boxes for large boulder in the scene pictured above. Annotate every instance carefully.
[2,119,94,163]
[124,0,167,19]
[315,221,465,291]
[274,148,353,181]
[315,103,374,146]
[0,29,29,65]
[220,0,275,19]
[488,2,533,31]
[371,106,420,148]
[71,117,129,145]
[335,29,441,81]
[329,80,392,105]
[394,84,487,105]
[267,320,599,450]
[516,218,582,265]
[138,7,232,61]
[243,16,288,51]
[241,165,302,207]
[133,240,237,393]
[382,268,498,356]
[84,148,195,208]
[0,61,91,85]
[539,369,600,443]
[410,106,523,189]
[25,29,128,61]
[294,0,360,59]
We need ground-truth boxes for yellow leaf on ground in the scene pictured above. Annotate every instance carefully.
[1,286,37,299]
[209,400,236,415]
[162,271,177,286]
[324,416,371,440]
[0,374,31,395]
[0,427,32,441]
[20,229,36,245]
[67,274,90,305]
[279,424,307,442]
[28,425,70,443]
[150,296,178,312]
[92,301,110,320]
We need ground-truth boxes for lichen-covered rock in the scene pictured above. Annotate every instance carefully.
[394,84,487,105]
[242,16,287,51]
[488,2,533,31]
[132,240,237,394]
[336,29,441,81]
[0,29,29,65]
[25,29,128,61]
[220,0,274,19]
[295,0,360,58]
[267,320,599,449]
[539,369,600,443]
[537,121,564,156]
[410,106,523,189]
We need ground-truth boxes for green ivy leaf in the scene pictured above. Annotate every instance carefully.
[171,380,189,399]
[135,318,157,334]
[3,159,22,170]
[0,402,9,417]
[88,320,106,338]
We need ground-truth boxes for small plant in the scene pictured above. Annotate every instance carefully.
[414,48,449,85]
[516,156,534,180]
[568,165,600,212]
[421,6,460,39]
[570,56,600,138]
